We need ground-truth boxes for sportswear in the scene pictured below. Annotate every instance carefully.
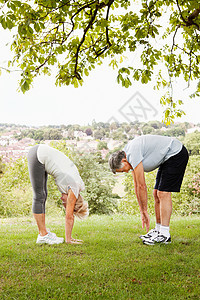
[37,144,85,198]
[124,135,182,172]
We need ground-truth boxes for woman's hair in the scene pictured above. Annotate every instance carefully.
[74,194,89,220]
[109,150,126,174]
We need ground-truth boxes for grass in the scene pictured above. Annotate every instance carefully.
[0,214,199,300]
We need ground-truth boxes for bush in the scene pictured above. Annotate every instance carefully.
[184,131,200,155]
[172,156,200,215]
[188,172,200,198]
[0,158,32,217]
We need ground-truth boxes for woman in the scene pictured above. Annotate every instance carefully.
[27,144,89,245]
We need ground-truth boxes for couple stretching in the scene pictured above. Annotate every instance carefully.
[28,135,188,246]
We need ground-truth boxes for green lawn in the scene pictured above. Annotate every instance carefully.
[0,215,199,300]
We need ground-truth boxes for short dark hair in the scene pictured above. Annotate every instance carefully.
[109,151,126,174]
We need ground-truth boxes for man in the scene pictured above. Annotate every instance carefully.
[109,135,189,245]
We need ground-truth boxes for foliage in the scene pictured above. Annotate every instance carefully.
[188,172,200,198]
[0,120,195,143]
[0,156,59,217]
[93,128,108,140]
[120,155,200,216]
[85,127,93,136]
[0,215,200,299]
[184,131,200,155]
[163,126,186,137]
[0,156,5,175]
[142,124,155,135]
[1,1,200,122]
[0,157,32,217]
[17,127,63,141]
[111,128,127,140]
[97,140,108,150]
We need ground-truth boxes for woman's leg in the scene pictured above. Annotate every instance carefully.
[27,146,48,236]
[33,213,47,236]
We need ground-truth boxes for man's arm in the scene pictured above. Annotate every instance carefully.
[132,162,150,232]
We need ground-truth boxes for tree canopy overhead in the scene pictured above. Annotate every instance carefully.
[0,0,200,123]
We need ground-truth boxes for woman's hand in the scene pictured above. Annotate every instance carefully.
[66,238,83,245]
[71,237,83,243]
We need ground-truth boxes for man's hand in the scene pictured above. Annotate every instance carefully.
[141,211,150,232]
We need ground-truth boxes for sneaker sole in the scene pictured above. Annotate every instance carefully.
[143,240,171,246]
[140,235,155,241]
[36,240,64,245]
[139,235,150,240]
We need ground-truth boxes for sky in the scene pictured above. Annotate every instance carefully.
[0,28,200,127]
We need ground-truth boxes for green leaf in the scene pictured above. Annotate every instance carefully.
[84,69,89,76]
[1,18,7,29]
[165,109,170,118]
[72,78,79,88]
[21,80,30,93]
[34,23,40,32]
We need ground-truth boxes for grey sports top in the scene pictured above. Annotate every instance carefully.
[124,135,182,172]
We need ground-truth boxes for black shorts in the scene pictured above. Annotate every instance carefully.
[154,146,189,192]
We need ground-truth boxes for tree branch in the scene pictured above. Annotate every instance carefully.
[74,0,114,79]
[105,2,113,47]
[171,24,180,52]
[176,0,200,30]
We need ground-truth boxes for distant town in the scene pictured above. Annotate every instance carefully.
[0,121,200,163]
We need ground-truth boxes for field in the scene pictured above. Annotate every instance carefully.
[0,214,199,300]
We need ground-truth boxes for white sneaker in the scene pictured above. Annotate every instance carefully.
[143,234,171,246]
[47,229,64,243]
[36,233,64,245]
[47,229,64,242]
[139,228,159,240]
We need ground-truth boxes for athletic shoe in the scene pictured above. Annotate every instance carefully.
[143,234,171,246]
[47,228,62,238]
[36,233,64,245]
[47,230,64,243]
[139,228,159,240]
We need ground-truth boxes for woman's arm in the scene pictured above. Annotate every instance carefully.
[61,191,83,244]
[64,189,78,243]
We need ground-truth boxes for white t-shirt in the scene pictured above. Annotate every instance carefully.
[124,135,183,172]
[37,144,85,198]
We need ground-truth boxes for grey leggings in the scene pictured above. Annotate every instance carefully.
[27,145,48,214]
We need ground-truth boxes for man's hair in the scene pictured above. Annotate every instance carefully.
[109,151,126,174]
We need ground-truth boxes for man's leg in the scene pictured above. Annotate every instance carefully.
[153,189,161,225]
[139,189,161,240]
[157,191,172,226]
[143,190,172,245]
[33,213,48,236]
